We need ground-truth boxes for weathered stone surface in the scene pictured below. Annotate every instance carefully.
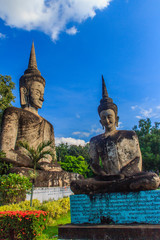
[0,107,56,170]
[10,166,82,187]
[71,76,160,194]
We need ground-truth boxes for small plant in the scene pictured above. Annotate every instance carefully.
[0,173,32,205]
[0,210,48,239]
[0,150,12,176]
[17,140,54,206]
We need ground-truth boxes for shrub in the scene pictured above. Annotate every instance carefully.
[0,197,70,224]
[39,197,70,224]
[0,173,32,205]
[0,210,48,239]
[0,150,12,176]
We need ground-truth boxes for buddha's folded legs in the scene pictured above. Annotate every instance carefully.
[70,172,160,195]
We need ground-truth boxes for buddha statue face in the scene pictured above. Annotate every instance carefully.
[29,81,44,109]
[20,81,44,110]
[100,109,118,132]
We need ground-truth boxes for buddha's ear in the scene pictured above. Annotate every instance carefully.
[20,87,28,106]
[116,116,119,127]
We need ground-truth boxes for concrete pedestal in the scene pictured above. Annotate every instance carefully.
[59,191,160,239]
[58,224,160,240]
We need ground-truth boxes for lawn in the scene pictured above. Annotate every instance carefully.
[37,211,71,240]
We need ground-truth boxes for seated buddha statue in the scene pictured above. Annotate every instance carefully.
[0,42,57,170]
[71,76,160,194]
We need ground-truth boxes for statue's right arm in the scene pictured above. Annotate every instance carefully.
[0,109,19,162]
[89,139,107,176]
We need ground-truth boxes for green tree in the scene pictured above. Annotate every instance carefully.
[0,75,15,129]
[56,143,69,162]
[17,140,54,206]
[60,155,92,178]
[56,143,90,163]
[133,118,160,172]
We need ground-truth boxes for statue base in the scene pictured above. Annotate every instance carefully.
[10,167,81,187]
[58,224,160,240]
[70,190,160,224]
[59,190,160,239]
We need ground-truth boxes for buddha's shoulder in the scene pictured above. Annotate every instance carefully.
[90,130,137,144]
[116,130,137,139]
[3,107,22,116]
[90,134,105,144]
[41,117,54,129]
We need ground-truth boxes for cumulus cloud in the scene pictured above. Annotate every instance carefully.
[0,33,6,39]
[55,137,86,146]
[66,26,78,35]
[72,131,90,137]
[0,0,111,41]
[72,127,103,138]
[132,105,160,119]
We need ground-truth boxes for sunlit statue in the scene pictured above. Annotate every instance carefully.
[0,42,57,170]
[71,76,160,194]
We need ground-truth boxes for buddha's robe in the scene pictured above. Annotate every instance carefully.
[90,130,142,177]
[0,107,56,168]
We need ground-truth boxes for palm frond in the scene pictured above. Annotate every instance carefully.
[37,140,53,153]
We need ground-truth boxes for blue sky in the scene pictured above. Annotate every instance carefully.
[0,0,160,145]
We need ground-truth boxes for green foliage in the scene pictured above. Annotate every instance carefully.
[0,210,48,240]
[0,75,15,129]
[0,173,32,205]
[0,197,70,225]
[18,140,54,171]
[133,118,160,172]
[0,150,12,176]
[60,155,92,178]
[17,140,55,206]
[37,211,71,240]
[56,143,94,177]
[39,197,70,224]
[56,143,90,163]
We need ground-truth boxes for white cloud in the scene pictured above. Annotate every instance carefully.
[117,121,123,129]
[72,131,90,137]
[0,0,111,41]
[55,137,86,146]
[66,26,78,35]
[72,127,103,138]
[156,105,160,110]
[0,33,6,39]
[140,108,153,118]
[131,105,138,110]
[136,115,142,119]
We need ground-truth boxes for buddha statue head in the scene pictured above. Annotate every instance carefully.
[19,42,45,113]
[98,76,119,132]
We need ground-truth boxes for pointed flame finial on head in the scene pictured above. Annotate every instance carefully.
[102,75,108,99]
[98,75,118,117]
[28,41,38,70]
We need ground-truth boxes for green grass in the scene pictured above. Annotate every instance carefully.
[37,211,71,240]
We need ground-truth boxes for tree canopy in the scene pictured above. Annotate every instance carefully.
[133,118,160,172]
[0,75,15,129]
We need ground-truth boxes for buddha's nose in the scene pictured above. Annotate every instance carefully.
[40,97,44,102]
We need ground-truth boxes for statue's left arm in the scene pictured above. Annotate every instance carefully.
[119,131,142,177]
